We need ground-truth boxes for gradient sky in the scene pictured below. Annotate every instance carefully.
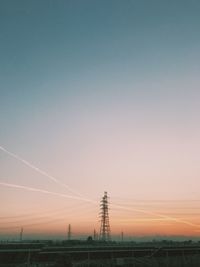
[1,0,200,239]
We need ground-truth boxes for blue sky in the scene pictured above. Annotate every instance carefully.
[1,0,200,238]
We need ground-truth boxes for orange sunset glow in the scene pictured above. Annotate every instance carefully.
[1,0,200,243]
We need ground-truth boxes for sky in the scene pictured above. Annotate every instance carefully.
[0,0,200,240]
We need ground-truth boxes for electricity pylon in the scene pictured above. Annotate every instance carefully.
[99,191,111,241]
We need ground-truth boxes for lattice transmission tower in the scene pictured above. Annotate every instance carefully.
[99,191,111,241]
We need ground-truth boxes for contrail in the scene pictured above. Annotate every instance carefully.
[1,144,199,229]
[116,218,175,223]
[1,181,199,229]
[0,145,84,198]
[111,203,200,228]
[0,181,96,204]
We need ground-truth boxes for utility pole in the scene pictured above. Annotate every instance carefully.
[93,229,99,241]
[121,231,124,242]
[20,227,23,242]
[99,191,111,241]
[68,224,71,241]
